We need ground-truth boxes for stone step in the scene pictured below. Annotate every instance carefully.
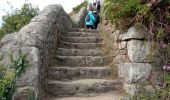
[60,37,103,43]
[44,79,123,96]
[43,92,129,100]
[47,67,112,80]
[55,56,110,67]
[70,28,99,33]
[57,48,105,56]
[59,41,103,49]
[63,32,100,37]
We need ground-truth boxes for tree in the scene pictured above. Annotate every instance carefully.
[0,2,39,39]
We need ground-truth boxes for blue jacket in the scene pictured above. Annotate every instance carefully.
[85,11,96,26]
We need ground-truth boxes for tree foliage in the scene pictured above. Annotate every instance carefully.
[0,2,39,39]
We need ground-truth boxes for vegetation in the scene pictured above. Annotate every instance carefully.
[103,0,170,99]
[71,0,88,14]
[103,0,170,33]
[0,50,28,100]
[0,2,39,39]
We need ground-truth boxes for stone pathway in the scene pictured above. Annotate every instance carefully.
[44,92,129,100]
[43,29,125,99]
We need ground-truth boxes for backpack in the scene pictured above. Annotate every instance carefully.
[86,14,91,22]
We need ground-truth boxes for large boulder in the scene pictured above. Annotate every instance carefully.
[118,63,152,84]
[127,40,151,63]
[72,7,88,28]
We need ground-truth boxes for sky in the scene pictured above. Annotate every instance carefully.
[0,0,85,25]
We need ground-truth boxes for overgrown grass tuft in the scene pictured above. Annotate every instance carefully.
[0,50,28,100]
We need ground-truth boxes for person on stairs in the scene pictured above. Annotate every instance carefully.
[92,2,97,11]
[85,11,96,29]
[96,0,101,13]
[93,11,100,29]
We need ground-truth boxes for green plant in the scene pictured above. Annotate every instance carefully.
[0,2,39,39]
[131,86,160,100]
[72,0,88,14]
[0,50,28,100]
[102,0,170,99]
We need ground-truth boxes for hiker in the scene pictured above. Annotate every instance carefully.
[96,0,101,12]
[93,11,100,29]
[92,2,97,11]
[85,11,96,29]
[87,2,93,11]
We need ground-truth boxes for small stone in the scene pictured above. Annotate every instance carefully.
[111,30,121,41]
[119,41,127,50]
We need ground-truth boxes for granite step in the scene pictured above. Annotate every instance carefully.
[43,92,129,100]
[47,67,112,80]
[59,41,103,49]
[63,32,101,37]
[60,37,103,43]
[44,79,123,96]
[70,28,99,33]
[55,56,110,67]
[57,48,104,56]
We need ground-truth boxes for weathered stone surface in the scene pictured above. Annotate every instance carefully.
[60,36,102,43]
[121,26,147,41]
[119,41,127,50]
[43,92,130,100]
[44,79,123,96]
[118,63,152,84]
[72,7,88,28]
[115,55,129,64]
[55,56,110,67]
[57,48,104,56]
[123,84,139,96]
[12,87,37,100]
[63,32,101,37]
[0,4,74,99]
[70,28,99,33]
[59,41,104,49]
[127,40,151,63]
[47,67,112,80]
[111,30,121,41]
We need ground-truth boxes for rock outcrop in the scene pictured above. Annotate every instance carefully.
[71,7,88,28]
[0,4,73,99]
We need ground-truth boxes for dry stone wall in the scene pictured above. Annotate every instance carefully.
[103,21,161,96]
[0,4,73,99]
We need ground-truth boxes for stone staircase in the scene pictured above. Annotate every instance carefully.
[43,29,124,99]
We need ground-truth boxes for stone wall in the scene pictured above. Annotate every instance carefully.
[103,21,162,96]
[0,4,73,99]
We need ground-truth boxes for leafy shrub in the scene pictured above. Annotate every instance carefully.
[0,2,39,39]
[0,50,28,100]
